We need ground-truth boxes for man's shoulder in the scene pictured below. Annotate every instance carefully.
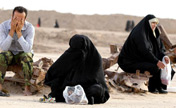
[25,21,35,30]
[0,19,10,28]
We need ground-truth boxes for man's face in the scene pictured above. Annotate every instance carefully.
[12,11,26,23]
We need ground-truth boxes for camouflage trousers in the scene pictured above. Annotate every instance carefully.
[0,51,33,86]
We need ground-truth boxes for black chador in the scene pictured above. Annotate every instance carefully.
[118,14,175,92]
[44,34,110,104]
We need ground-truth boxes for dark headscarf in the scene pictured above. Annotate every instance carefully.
[44,34,109,104]
[118,14,165,66]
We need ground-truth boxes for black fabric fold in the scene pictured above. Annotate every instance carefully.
[118,14,165,68]
[118,14,175,91]
[44,34,109,104]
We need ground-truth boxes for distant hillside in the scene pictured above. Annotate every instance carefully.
[0,10,176,33]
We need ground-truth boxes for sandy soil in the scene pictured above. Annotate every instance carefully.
[0,27,176,108]
[1,52,176,108]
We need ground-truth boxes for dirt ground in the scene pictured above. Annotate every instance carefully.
[0,26,176,108]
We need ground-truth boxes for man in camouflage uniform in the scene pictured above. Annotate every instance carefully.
[0,6,35,96]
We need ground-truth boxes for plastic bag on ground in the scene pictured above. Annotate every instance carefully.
[63,85,88,104]
[160,56,171,85]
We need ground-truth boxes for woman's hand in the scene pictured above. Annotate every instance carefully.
[157,60,165,69]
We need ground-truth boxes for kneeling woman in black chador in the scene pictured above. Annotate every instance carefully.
[118,14,175,94]
[44,34,110,104]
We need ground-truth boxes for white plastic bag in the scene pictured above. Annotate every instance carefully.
[160,56,171,85]
[63,85,88,104]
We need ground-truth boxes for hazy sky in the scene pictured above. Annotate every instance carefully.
[0,0,176,19]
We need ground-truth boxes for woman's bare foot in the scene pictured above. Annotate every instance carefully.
[23,90,32,96]
[23,86,32,96]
